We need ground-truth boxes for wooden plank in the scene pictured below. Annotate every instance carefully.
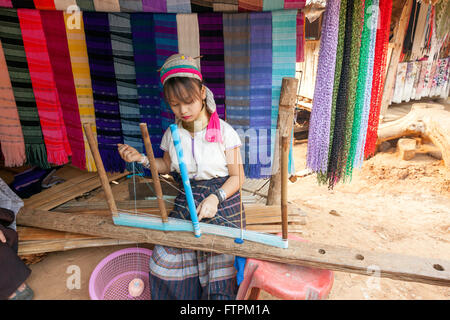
[17,207,450,287]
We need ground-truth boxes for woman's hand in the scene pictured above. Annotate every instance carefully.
[196,195,219,221]
[117,144,142,163]
[0,229,6,244]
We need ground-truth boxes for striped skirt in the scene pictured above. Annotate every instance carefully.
[149,174,245,300]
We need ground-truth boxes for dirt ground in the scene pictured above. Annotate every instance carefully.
[22,101,450,300]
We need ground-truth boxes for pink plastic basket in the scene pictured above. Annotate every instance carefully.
[89,247,153,300]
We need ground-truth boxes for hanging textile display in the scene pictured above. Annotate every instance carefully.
[109,12,143,171]
[41,10,86,170]
[364,0,392,159]
[198,13,226,119]
[346,0,377,177]
[238,0,262,12]
[83,12,125,172]
[391,62,407,104]
[18,8,72,166]
[176,13,200,62]
[167,0,192,13]
[296,10,305,62]
[130,13,163,158]
[63,11,97,172]
[402,61,419,102]
[306,0,341,176]
[401,0,420,61]
[410,2,430,61]
[154,13,179,131]
[248,11,272,178]
[0,40,26,167]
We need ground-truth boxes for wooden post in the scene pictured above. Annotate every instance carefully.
[82,123,118,216]
[266,77,299,206]
[139,123,168,223]
[379,0,413,121]
[281,136,289,241]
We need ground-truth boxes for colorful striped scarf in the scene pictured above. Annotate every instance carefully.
[0,8,48,168]
[176,13,200,60]
[0,40,26,167]
[198,13,226,119]
[364,0,392,158]
[41,10,86,170]
[167,0,191,13]
[130,13,163,157]
[248,12,272,178]
[63,11,97,171]
[109,12,143,172]
[118,0,142,12]
[18,8,71,166]
[83,12,125,173]
[223,13,251,173]
[154,13,178,131]
[306,0,341,175]
[271,10,297,175]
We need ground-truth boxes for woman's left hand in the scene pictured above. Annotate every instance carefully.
[196,195,219,221]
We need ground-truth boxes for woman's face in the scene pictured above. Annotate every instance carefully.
[167,84,206,122]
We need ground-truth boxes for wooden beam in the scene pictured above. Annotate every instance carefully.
[379,0,413,121]
[17,206,450,287]
[267,77,299,205]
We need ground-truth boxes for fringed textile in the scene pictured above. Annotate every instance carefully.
[364,0,392,159]
[18,8,71,166]
[63,11,97,171]
[306,0,341,175]
[198,13,226,119]
[83,12,125,172]
[41,10,86,170]
[0,40,26,167]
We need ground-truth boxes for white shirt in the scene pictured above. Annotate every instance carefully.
[160,119,242,180]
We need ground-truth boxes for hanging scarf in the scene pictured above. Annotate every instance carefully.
[402,0,420,60]
[54,0,77,10]
[284,0,305,9]
[223,13,251,174]
[142,0,166,12]
[109,12,143,171]
[392,62,407,104]
[238,0,262,12]
[271,10,297,175]
[167,0,191,13]
[33,0,54,9]
[176,13,200,61]
[198,13,226,119]
[63,11,97,172]
[262,0,283,11]
[76,0,94,11]
[306,0,341,175]
[191,0,213,12]
[364,0,393,159]
[296,10,305,62]
[354,0,379,169]
[41,10,86,170]
[154,13,179,131]
[18,8,72,166]
[93,0,120,12]
[212,0,238,12]
[346,0,373,178]
[83,12,125,173]
[248,12,272,178]
[0,40,26,167]
[118,0,142,12]
[131,13,164,157]
[0,8,48,168]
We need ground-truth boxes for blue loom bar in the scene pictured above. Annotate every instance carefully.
[169,124,201,237]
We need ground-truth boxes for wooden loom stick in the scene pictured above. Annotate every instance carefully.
[82,123,118,216]
[139,123,168,223]
[281,135,289,241]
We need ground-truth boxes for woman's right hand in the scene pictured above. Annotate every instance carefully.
[117,144,142,163]
[0,229,6,243]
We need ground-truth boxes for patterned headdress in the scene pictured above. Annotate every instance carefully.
[160,53,222,143]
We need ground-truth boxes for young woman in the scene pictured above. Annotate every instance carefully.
[118,53,245,300]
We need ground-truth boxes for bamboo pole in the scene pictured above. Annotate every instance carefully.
[281,135,289,241]
[82,123,118,216]
[139,123,168,223]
